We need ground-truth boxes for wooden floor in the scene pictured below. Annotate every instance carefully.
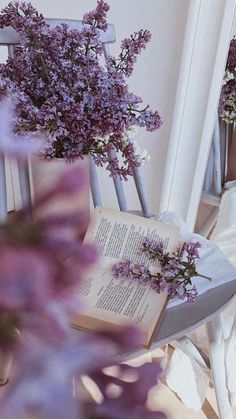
[148,380,236,418]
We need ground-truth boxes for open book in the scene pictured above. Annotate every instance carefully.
[71,208,180,348]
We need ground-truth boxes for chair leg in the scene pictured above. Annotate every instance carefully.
[207,315,233,419]
[174,336,210,369]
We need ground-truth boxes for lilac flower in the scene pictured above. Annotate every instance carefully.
[0,166,97,348]
[143,238,166,256]
[227,37,236,70]
[0,1,163,179]
[0,328,166,419]
[112,259,132,279]
[108,29,152,77]
[186,285,198,303]
[219,37,236,123]
[151,277,167,293]
[0,98,43,158]
[163,258,181,275]
[167,282,185,300]
[91,362,166,419]
[83,0,109,31]
[113,239,210,303]
[184,241,201,259]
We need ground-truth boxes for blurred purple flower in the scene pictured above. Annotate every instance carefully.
[0,166,97,347]
[0,328,166,419]
[91,362,166,419]
[0,98,43,158]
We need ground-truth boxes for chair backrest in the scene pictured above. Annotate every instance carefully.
[0,18,152,219]
[198,118,236,237]
[203,118,235,198]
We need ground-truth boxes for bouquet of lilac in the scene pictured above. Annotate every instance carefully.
[113,238,211,303]
[0,1,162,179]
[219,37,236,123]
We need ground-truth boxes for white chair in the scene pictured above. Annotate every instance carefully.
[200,118,236,237]
[0,20,236,419]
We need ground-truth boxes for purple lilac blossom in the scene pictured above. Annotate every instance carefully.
[108,29,152,77]
[184,241,201,258]
[0,328,166,419]
[113,239,203,303]
[0,1,163,179]
[186,285,198,303]
[0,165,96,348]
[219,37,236,123]
[142,238,166,257]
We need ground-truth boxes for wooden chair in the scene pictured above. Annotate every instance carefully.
[0,20,236,419]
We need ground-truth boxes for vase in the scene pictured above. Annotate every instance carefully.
[30,156,90,218]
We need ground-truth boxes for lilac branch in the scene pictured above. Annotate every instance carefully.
[113,239,211,303]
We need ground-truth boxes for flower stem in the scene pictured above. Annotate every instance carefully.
[196,273,212,281]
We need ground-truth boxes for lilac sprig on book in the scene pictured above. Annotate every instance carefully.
[112,239,211,303]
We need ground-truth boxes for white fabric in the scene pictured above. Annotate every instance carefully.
[165,348,209,411]
[157,211,236,308]
[160,185,236,409]
[211,184,236,406]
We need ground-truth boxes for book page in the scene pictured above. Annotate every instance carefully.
[72,208,180,345]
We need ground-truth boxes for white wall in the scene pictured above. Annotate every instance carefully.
[0,0,189,214]
[233,13,236,34]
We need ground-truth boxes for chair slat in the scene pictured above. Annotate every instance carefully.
[7,43,32,211]
[107,148,128,212]
[219,121,226,181]
[18,160,31,209]
[212,118,222,195]
[224,122,234,183]
[90,157,102,207]
[132,167,152,218]
[102,43,151,216]
[7,44,14,58]
[203,142,214,192]
[102,43,127,211]
[198,206,219,238]
[0,20,115,45]
[0,158,7,221]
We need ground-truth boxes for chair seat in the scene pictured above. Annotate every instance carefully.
[117,278,236,361]
[155,279,236,346]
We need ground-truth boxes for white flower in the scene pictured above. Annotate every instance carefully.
[132,140,140,154]
[223,70,235,85]
[94,134,111,148]
[126,126,138,139]
[103,134,110,144]
[130,140,150,165]
[139,149,150,163]
[97,141,105,149]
